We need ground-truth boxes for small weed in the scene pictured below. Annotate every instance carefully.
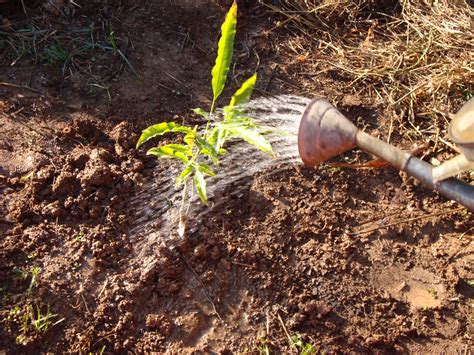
[20,171,33,181]
[466,280,474,287]
[28,266,40,293]
[257,337,270,355]
[73,233,85,243]
[137,1,274,236]
[241,346,250,353]
[13,266,40,293]
[31,305,58,333]
[291,334,316,355]
[13,268,29,282]
[427,288,438,299]
[27,251,38,260]
[42,42,71,71]
[72,261,81,271]
[15,304,63,345]
[327,166,342,174]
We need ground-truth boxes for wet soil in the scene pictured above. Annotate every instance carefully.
[1,0,472,353]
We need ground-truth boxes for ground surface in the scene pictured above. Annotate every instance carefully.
[0,0,473,353]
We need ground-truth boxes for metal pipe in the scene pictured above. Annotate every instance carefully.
[298,98,474,211]
[356,131,474,210]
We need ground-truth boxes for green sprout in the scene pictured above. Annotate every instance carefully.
[291,334,316,355]
[427,287,438,299]
[136,1,274,235]
[15,304,63,345]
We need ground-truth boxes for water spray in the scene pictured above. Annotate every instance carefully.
[298,98,474,211]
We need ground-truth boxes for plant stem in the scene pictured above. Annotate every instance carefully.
[178,180,189,237]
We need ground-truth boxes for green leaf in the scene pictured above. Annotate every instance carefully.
[195,135,219,163]
[176,165,194,187]
[161,144,192,154]
[147,146,189,164]
[196,163,216,177]
[194,170,207,204]
[229,73,257,107]
[192,108,210,120]
[220,116,255,128]
[227,126,274,157]
[211,0,237,112]
[225,74,257,121]
[207,126,220,146]
[207,123,230,152]
[136,122,191,148]
[184,127,197,148]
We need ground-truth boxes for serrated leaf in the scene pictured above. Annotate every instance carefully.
[192,108,210,120]
[229,73,257,107]
[196,163,216,177]
[136,122,191,148]
[211,0,237,112]
[147,146,189,164]
[193,170,207,204]
[228,126,274,157]
[176,165,194,187]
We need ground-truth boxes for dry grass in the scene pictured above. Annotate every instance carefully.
[265,0,473,144]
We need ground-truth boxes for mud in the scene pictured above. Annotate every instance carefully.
[0,0,472,353]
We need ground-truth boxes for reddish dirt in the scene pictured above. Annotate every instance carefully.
[0,0,472,353]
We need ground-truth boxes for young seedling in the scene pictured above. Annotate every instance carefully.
[28,266,40,293]
[136,1,274,236]
[15,304,64,345]
[291,334,316,355]
[13,266,40,293]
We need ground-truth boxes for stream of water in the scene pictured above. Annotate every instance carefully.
[129,95,310,253]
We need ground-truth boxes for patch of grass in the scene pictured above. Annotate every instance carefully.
[15,304,64,345]
[0,17,136,87]
[12,266,40,293]
[73,232,85,243]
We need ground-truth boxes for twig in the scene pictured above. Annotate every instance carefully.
[81,293,91,314]
[438,137,461,154]
[97,279,108,299]
[230,260,256,269]
[349,207,465,235]
[266,309,270,335]
[0,82,41,94]
[277,312,293,344]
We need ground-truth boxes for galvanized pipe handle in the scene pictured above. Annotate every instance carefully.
[356,130,474,211]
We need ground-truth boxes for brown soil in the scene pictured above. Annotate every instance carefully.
[1,0,472,353]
